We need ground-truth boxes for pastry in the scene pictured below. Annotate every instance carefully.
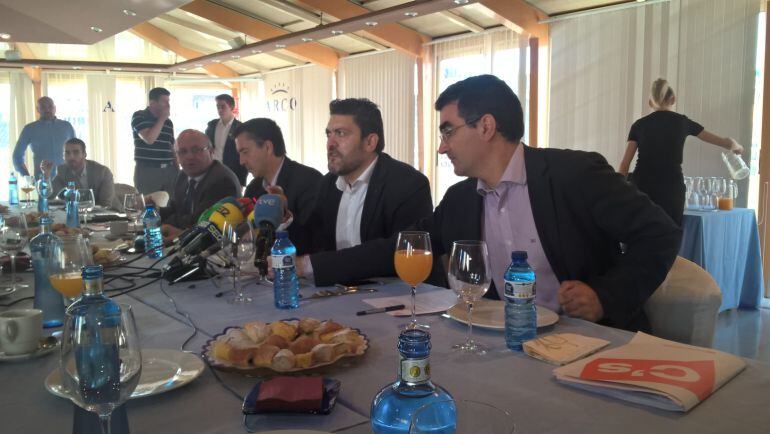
[213,332,261,366]
[315,320,344,337]
[243,321,271,344]
[252,344,280,367]
[310,343,335,364]
[271,349,296,371]
[289,335,319,355]
[298,318,321,334]
[263,334,289,349]
[270,320,298,342]
[295,352,313,369]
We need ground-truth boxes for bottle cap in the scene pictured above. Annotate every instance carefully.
[82,265,103,280]
[276,231,289,239]
[511,251,528,261]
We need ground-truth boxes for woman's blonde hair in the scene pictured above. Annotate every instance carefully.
[650,78,675,109]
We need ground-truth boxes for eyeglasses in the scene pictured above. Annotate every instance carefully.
[175,146,209,157]
[438,117,480,143]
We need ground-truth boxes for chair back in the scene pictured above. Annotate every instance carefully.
[113,183,138,211]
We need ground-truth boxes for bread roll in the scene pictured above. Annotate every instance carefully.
[243,321,270,344]
[271,349,296,371]
[289,335,320,355]
[213,333,260,366]
[295,352,312,369]
[315,320,344,337]
[263,334,289,349]
[298,318,321,334]
[252,344,280,367]
[311,343,336,364]
[270,321,298,342]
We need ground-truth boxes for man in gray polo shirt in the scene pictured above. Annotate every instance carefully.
[131,87,179,195]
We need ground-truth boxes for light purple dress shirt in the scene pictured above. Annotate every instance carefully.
[477,144,561,311]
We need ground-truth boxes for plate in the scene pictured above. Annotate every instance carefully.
[202,320,369,376]
[45,349,204,400]
[446,299,559,330]
[0,336,58,361]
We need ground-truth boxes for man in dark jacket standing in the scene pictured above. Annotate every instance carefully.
[204,94,247,186]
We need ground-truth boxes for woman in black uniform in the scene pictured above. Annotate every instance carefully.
[618,78,744,225]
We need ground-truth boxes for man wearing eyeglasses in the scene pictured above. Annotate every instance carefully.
[157,129,241,242]
[303,76,681,333]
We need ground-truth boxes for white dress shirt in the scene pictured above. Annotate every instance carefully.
[261,157,285,190]
[213,118,234,162]
[335,157,378,250]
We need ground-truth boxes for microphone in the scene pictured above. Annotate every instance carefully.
[167,197,232,254]
[251,194,283,277]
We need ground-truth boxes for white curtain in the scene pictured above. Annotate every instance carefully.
[338,50,417,166]
[262,65,334,173]
[549,0,760,206]
[86,75,117,171]
[8,71,35,182]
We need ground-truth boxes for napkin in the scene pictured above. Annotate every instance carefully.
[362,289,457,316]
[523,333,610,365]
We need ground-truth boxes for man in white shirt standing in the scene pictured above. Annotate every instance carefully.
[205,94,247,187]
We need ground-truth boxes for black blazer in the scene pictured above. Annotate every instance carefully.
[310,146,681,332]
[309,153,433,254]
[160,160,242,229]
[244,157,323,254]
[205,118,248,186]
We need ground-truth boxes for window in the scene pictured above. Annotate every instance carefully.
[45,74,89,142]
[0,77,9,200]
[166,85,227,135]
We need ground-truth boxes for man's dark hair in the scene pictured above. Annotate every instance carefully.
[329,98,385,153]
[233,118,286,157]
[434,74,524,143]
[148,87,170,102]
[215,94,235,109]
[65,138,86,152]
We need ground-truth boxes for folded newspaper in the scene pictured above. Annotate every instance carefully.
[553,332,746,412]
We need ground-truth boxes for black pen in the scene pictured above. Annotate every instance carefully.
[356,304,406,316]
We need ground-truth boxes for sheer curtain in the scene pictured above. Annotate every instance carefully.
[549,0,760,206]
[6,71,35,193]
[42,72,89,142]
[338,50,417,166]
[86,75,117,171]
[262,65,334,173]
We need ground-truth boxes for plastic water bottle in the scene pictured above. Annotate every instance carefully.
[271,231,299,309]
[65,181,80,228]
[371,329,455,434]
[8,172,19,206]
[30,216,64,328]
[142,204,163,259]
[504,250,537,351]
[37,175,49,214]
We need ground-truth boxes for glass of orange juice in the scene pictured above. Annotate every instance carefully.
[49,234,92,304]
[395,231,433,330]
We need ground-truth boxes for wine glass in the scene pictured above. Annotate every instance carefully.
[447,240,491,354]
[60,303,142,434]
[395,231,433,330]
[0,211,29,293]
[21,175,36,208]
[123,194,145,233]
[78,189,95,226]
[49,234,93,305]
[410,399,515,434]
[221,221,255,304]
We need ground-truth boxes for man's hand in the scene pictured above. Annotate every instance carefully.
[40,160,54,177]
[143,195,155,206]
[265,185,290,224]
[159,106,171,120]
[557,280,604,322]
[728,138,744,155]
[161,224,182,245]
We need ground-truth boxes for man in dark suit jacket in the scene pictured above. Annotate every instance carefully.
[159,129,241,243]
[41,138,118,208]
[304,76,681,332]
[235,118,323,253]
[204,94,247,186]
[292,98,433,284]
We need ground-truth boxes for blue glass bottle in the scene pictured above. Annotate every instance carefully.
[371,329,455,434]
[271,231,299,309]
[37,175,50,214]
[142,204,163,259]
[504,251,537,351]
[65,181,80,228]
[8,172,19,206]
[30,216,64,328]
[66,265,121,411]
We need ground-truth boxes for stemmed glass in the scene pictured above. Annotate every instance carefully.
[60,303,142,434]
[0,211,29,294]
[447,240,491,354]
[410,399,516,434]
[123,194,145,233]
[78,189,95,226]
[49,234,93,305]
[20,175,36,208]
[394,231,433,330]
[221,221,255,304]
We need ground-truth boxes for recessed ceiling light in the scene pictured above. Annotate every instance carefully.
[212,59,221,63]
[251,49,262,54]
[301,37,313,42]
[231,55,240,59]
[194,63,203,67]
[453,0,470,4]
[275,43,286,48]
[113,67,122,71]
[0,33,10,40]
[178,67,187,71]
[72,66,82,70]
[122,9,137,17]
[331,30,344,36]
[153,69,162,72]
[90,26,103,33]
[404,12,418,17]
[365,21,378,27]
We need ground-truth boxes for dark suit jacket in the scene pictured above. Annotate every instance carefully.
[51,160,117,208]
[160,160,242,228]
[310,146,681,332]
[308,153,433,278]
[244,157,323,254]
[205,118,248,186]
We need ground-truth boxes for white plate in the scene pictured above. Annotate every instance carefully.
[446,299,559,330]
[0,337,58,362]
[45,349,204,400]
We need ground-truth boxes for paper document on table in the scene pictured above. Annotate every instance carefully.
[363,290,458,316]
[553,332,746,412]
